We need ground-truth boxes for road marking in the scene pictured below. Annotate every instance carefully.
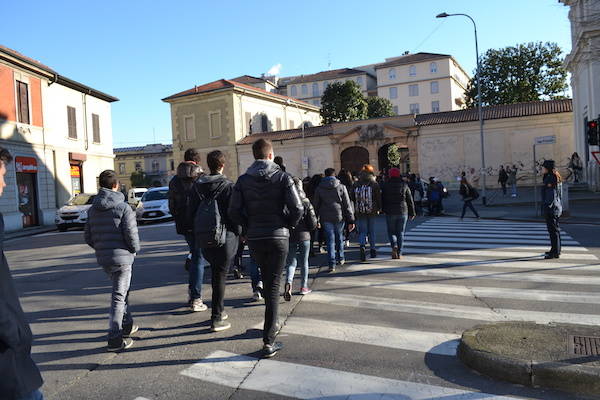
[303,292,600,326]
[401,241,589,251]
[424,218,548,227]
[341,263,600,285]
[390,248,598,260]
[403,235,579,245]
[324,278,600,304]
[181,350,518,399]
[407,230,575,240]
[281,317,459,356]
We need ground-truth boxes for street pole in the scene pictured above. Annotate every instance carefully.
[437,12,486,205]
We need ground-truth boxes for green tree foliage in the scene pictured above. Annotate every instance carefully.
[366,96,395,118]
[130,171,151,188]
[387,144,401,168]
[320,81,368,124]
[465,42,569,107]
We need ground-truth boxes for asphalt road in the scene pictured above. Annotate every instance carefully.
[4,216,600,400]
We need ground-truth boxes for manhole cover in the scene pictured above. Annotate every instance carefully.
[569,335,600,356]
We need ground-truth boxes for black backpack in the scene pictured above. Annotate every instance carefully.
[469,185,480,200]
[194,183,227,248]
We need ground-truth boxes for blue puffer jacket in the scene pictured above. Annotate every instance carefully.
[85,188,141,266]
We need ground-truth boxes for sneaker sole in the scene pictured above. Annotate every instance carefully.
[211,323,232,332]
[263,350,278,358]
[123,326,139,338]
[191,306,208,312]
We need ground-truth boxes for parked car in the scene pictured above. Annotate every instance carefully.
[127,187,148,210]
[55,193,96,232]
[136,186,172,224]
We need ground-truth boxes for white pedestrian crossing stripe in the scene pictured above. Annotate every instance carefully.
[383,248,597,260]
[180,351,518,399]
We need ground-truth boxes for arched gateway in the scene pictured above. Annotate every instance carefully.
[340,146,369,175]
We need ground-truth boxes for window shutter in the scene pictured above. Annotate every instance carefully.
[17,81,30,124]
[67,106,77,139]
[92,114,100,143]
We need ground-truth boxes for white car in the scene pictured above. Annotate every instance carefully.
[136,187,172,224]
[127,187,148,210]
[55,193,96,232]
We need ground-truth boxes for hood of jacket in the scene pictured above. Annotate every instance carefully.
[246,160,280,180]
[92,188,125,211]
[319,176,341,190]
[196,174,228,196]
[177,161,202,180]
[358,171,376,185]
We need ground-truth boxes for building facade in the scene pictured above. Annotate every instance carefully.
[560,0,600,190]
[163,78,321,179]
[114,144,174,190]
[0,45,117,231]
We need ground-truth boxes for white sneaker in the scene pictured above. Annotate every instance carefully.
[190,299,208,312]
[252,290,263,302]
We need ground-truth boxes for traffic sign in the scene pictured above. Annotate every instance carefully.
[593,151,600,166]
[534,135,556,145]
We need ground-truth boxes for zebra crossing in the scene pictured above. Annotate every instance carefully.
[174,217,597,399]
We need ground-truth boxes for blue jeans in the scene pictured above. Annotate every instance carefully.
[357,216,377,250]
[386,215,408,254]
[184,233,206,300]
[18,390,44,400]
[323,221,345,267]
[102,264,133,340]
[286,240,310,288]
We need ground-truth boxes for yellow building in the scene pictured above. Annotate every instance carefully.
[114,144,174,190]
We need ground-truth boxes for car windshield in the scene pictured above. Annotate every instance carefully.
[142,189,168,202]
[68,194,95,206]
[135,192,145,198]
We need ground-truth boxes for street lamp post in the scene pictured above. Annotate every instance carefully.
[437,12,487,205]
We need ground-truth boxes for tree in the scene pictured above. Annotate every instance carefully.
[387,144,401,168]
[320,81,367,124]
[130,170,152,188]
[465,42,569,108]
[366,96,395,118]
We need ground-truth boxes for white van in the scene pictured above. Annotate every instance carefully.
[128,188,148,209]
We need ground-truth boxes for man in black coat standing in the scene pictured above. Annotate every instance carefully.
[229,139,303,358]
[0,147,44,400]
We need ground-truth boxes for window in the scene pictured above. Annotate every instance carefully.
[16,81,29,124]
[409,103,420,114]
[289,120,295,129]
[184,115,194,140]
[389,87,398,99]
[301,84,308,95]
[430,62,438,74]
[322,81,329,91]
[245,112,252,134]
[393,106,399,115]
[356,76,363,86]
[290,85,297,96]
[409,84,419,97]
[276,117,282,131]
[134,161,142,172]
[388,68,396,80]
[312,82,319,96]
[151,160,159,172]
[67,106,77,139]
[209,111,221,138]
[409,65,416,76]
[431,101,440,113]
[118,163,126,175]
[169,159,174,171]
[261,114,269,132]
[92,113,100,143]
[430,81,439,94]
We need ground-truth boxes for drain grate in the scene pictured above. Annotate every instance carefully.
[569,335,600,356]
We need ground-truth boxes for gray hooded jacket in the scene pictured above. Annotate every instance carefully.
[85,188,140,266]
[313,176,355,224]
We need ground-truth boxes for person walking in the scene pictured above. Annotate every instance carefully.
[337,169,355,247]
[507,165,518,197]
[313,168,355,272]
[194,151,241,332]
[284,177,318,300]
[541,160,563,259]
[353,164,381,261]
[427,177,442,216]
[306,174,325,256]
[498,165,508,195]
[229,139,303,358]
[568,152,583,183]
[459,176,481,220]
[0,147,45,400]
[168,148,208,312]
[85,170,141,352]
[382,168,415,259]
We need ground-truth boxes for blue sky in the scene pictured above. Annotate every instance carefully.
[1,0,571,147]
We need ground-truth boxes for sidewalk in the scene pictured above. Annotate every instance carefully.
[5,224,56,240]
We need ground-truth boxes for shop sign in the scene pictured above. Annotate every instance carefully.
[15,157,38,173]
[70,165,81,178]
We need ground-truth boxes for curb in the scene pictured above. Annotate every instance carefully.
[458,324,600,398]
[5,225,56,240]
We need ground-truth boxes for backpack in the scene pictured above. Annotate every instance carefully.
[194,183,227,248]
[302,199,318,231]
[354,184,374,214]
[468,185,480,200]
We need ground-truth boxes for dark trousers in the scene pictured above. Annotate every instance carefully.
[249,238,289,345]
[500,182,507,195]
[544,210,561,255]
[202,232,239,321]
[461,200,480,218]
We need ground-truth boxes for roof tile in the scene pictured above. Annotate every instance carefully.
[237,125,333,145]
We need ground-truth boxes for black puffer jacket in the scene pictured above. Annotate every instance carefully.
[382,177,415,216]
[290,177,317,242]
[0,214,44,400]
[192,174,241,235]
[313,176,355,224]
[85,188,140,266]
[168,162,203,235]
[229,160,303,241]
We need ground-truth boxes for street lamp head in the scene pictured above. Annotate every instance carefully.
[436,12,449,18]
